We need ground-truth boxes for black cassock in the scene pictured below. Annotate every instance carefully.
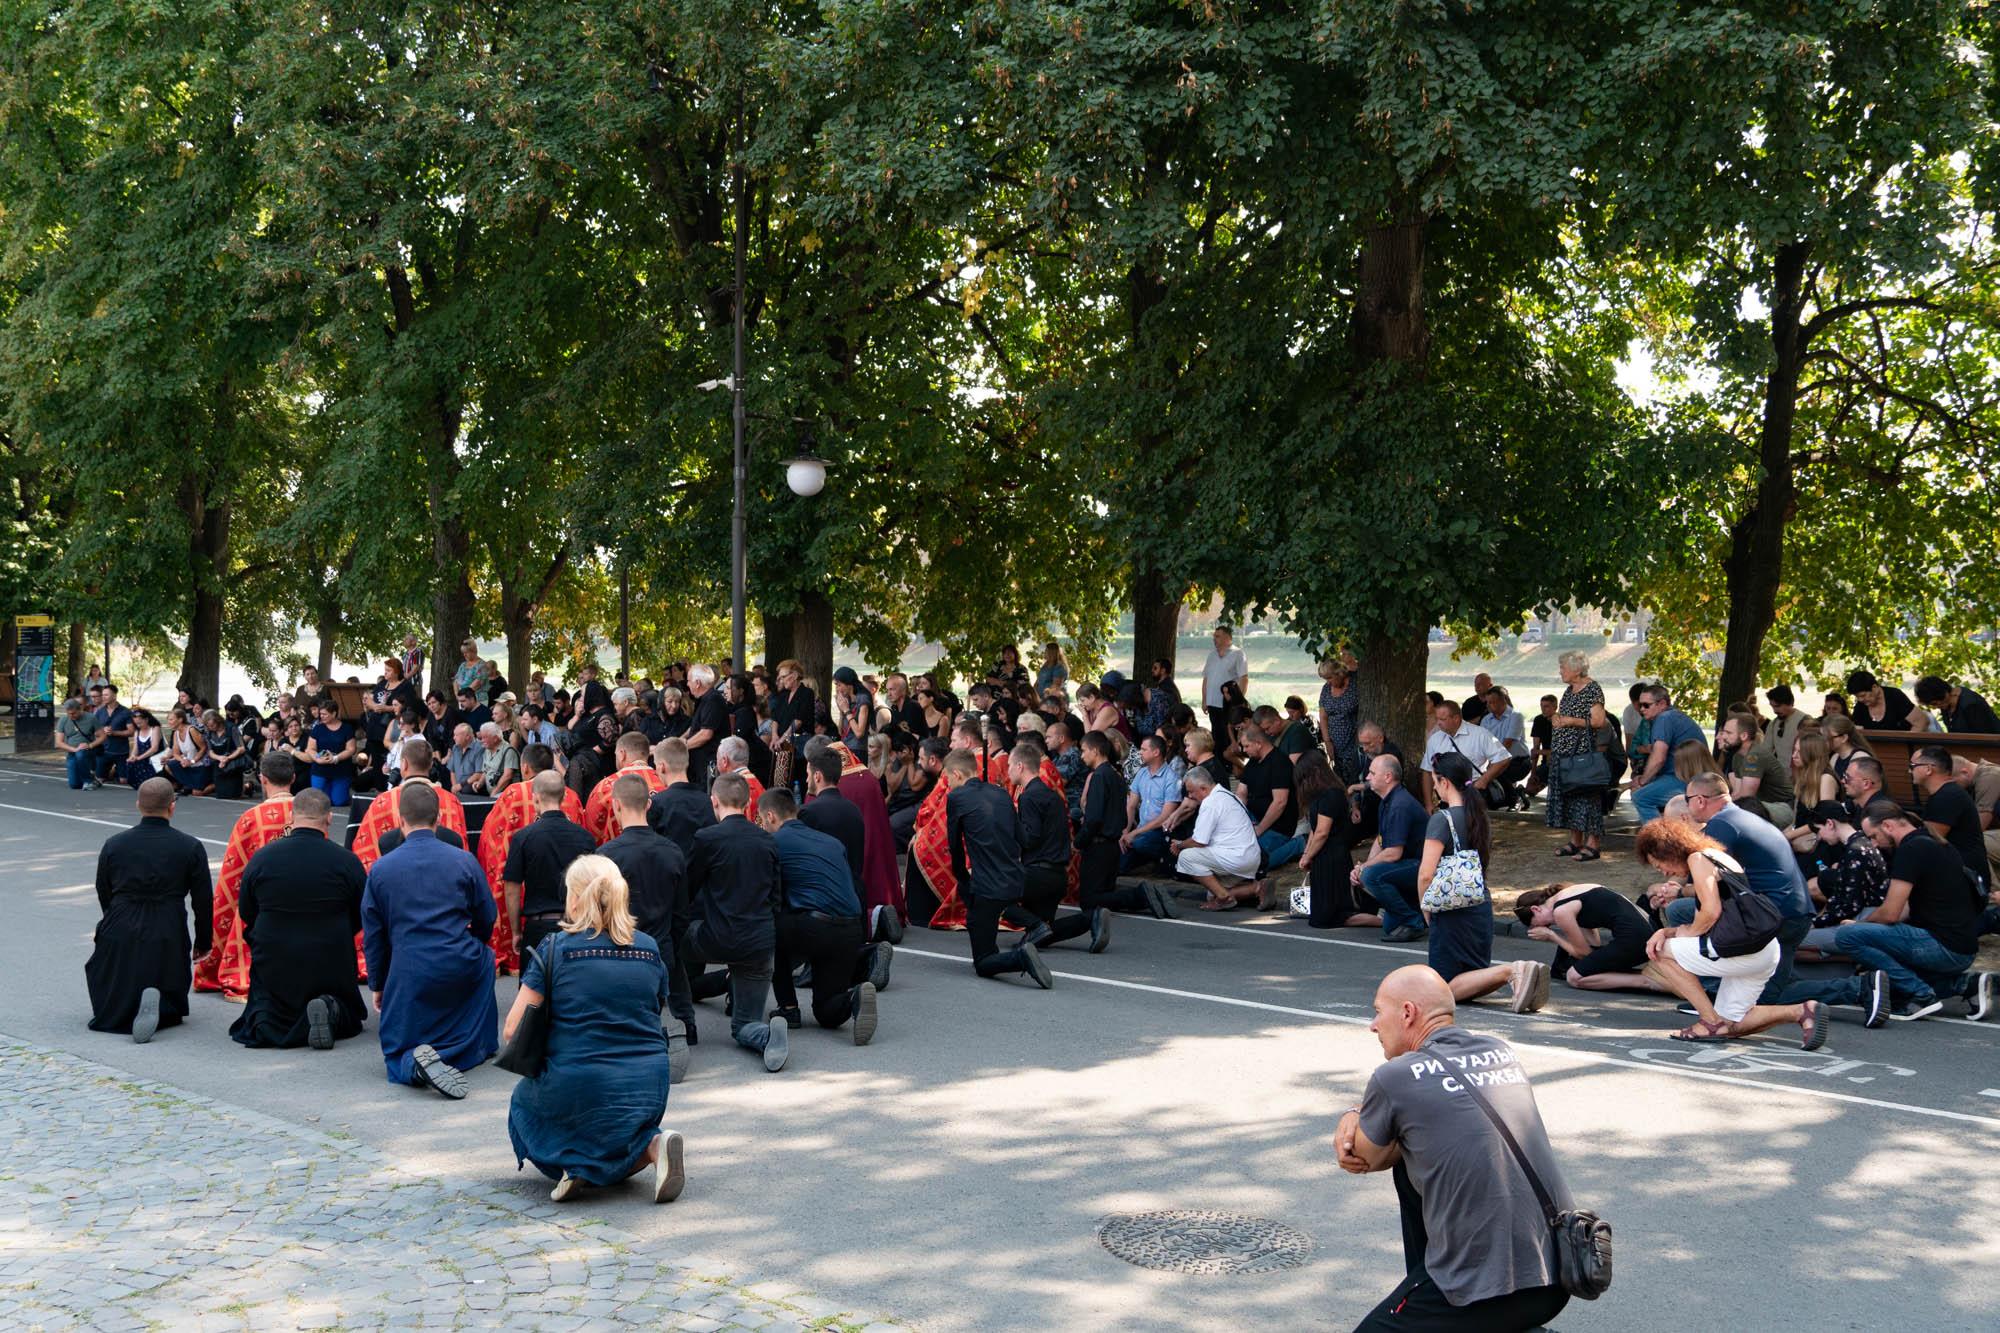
[86,816,212,1034]
[228,828,369,1048]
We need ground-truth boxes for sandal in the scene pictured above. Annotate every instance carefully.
[1554,844,1581,858]
[1198,897,1239,912]
[1573,848,1602,863]
[1799,1000,1827,1051]
[1671,1018,1734,1042]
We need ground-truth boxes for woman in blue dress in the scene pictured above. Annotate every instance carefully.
[504,854,684,1204]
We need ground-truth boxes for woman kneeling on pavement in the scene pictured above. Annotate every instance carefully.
[505,854,685,1204]
[1633,817,1826,1048]
[1415,755,1549,1012]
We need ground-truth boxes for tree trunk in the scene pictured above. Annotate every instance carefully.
[497,550,566,700]
[791,588,835,694]
[760,606,796,672]
[1130,561,1185,680]
[1349,216,1431,366]
[176,486,230,706]
[1355,627,1431,777]
[65,621,86,698]
[1716,242,1810,727]
[314,597,341,681]
[422,389,473,697]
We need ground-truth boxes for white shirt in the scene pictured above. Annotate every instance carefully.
[1202,646,1248,708]
[1191,787,1259,865]
[1479,708,1529,758]
[1421,721,1510,774]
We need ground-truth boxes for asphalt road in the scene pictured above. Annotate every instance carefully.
[6,764,1998,1331]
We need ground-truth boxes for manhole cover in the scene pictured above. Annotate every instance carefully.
[1096,1210,1316,1275]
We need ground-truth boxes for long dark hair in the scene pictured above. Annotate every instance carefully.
[1293,747,1337,813]
[1430,753,1492,870]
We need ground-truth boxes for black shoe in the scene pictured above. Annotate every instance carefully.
[1088,908,1112,954]
[1889,995,1945,1022]
[664,1017,690,1084]
[1382,926,1426,944]
[1019,921,1053,948]
[132,988,160,1045]
[769,1006,803,1029]
[1020,942,1054,990]
[872,904,905,944]
[1862,970,1891,1029]
[306,996,335,1050]
[762,1016,789,1072]
[851,983,878,1047]
[1141,882,1176,920]
[868,942,895,992]
[411,1044,468,1099]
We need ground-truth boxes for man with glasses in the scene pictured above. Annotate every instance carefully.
[1629,686,1705,822]
[1910,745,1989,892]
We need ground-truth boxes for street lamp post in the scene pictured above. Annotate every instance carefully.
[729,89,749,673]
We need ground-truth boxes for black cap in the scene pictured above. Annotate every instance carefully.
[1804,800,1852,828]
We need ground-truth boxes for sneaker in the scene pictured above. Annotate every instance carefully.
[1141,881,1176,920]
[762,1016,789,1073]
[1382,926,1427,944]
[872,904,905,945]
[868,942,895,992]
[551,1172,581,1202]
[1862,970,1892,1029]
[306,995,335,1051]
[1509,961,1551,1014]
[652,1131,685,1204]
[1515,792,1533,813]
[664,1017,690,1084]
[411,1044,469,1099]
[791,963,814,990]
[1255,879,1283,912]
[1020,941,1054,990]
[1889,995,1946,1022]
[1799,1000,1828,1051]
[132,987,160,1045]
[851,982,878,1047]
[1966,972,1996,1022]
[1088,908,1112,955]
[768,1006,803,1030]
[1019,921,1053,948]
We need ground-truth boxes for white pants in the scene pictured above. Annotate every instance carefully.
[1177,844,1260,882]
[1666,936,1779,1022]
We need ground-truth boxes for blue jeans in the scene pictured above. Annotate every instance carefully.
[1631,775,1685,823]
[65,750,96,788]
[1666,898,1810,1004]
[310,770,352,807]
[1119,829,1170,875]
[1258,829,1305,872]
[1362,860,1423,934]
[1831,922,1973,1004]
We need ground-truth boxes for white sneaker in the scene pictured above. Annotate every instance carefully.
[1509,961,1551,1014]
[652,1132,685,1204]
[551,1173,581,1202]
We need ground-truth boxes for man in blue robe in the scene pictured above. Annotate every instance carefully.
[361,780,498,1098]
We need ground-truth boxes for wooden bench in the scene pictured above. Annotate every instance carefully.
[1861,730,2000,807]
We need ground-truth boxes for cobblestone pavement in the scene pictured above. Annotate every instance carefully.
[0,1039,900,1332]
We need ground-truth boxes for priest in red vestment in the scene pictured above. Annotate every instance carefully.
[475,743,582,972]
[831,740,908,934]
[194,752,298,999]
[716,736,764,821]
[583,732,668,843]
[907,721,993,929]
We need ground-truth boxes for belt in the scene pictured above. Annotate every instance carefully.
[793,910,861,923]
[524,911,563,922]
[1026,860,1066,873]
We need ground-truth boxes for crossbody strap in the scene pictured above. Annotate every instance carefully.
[1461,1079,1559,1227]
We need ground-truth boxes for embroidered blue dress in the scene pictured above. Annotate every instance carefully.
[508,930,672,1184]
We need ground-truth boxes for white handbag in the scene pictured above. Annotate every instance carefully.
[1421,810,1487,913]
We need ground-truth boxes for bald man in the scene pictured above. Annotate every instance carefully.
[1337,967,1573,1329]
[86,778,214,1042]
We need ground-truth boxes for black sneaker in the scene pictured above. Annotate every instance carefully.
[872,905,905,945]
[1965,972,1996,1022]
[1019,921,1053,948]
[1862,970,1892,1029]
[768,1006,803,1029]
[411,1044,468,1099]
[132,987,160,1045]
[1889,995,1945,1022]
[1382,926,1427,944]
[1020,942,1054,990]
[762,1016,789,1072]
[1141,882,1176,920]
[851,982,878,1047]
[306,995,335,1051]
[1088,909,1112,955]
[868,941,895,992]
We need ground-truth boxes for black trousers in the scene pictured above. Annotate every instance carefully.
[1352,1161,1567,1331]
[519,914,563,954]
[1049,842,1145,942]
[1485,755,1533,805]
[967,895,1031,977]
[772,910,866,1029]
[1004,864,1066,935]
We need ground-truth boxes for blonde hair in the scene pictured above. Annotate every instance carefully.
[560,854,637,946]
[1791,727,1835,805]
[1316,659,1349,686]
[1672,739,1720,782]
[1183,726,1215,757]
[1824,714,1871,756]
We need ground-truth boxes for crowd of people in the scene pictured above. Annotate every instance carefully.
[71,631,2000,1226]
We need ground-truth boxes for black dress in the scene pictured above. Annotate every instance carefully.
[86,817,213,1034]
[1305,786,1370,926]
[228,829,369,1048]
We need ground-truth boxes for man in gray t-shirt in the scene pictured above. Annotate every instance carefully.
[1337,966,1571,1329]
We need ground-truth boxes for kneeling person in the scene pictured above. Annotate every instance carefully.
[683,772,790,1071]
[85,778,213,1042]
[760,789,885,1045]
[943,749,1052,988]
[229,788,370,1050]
[1514,882,1664,995]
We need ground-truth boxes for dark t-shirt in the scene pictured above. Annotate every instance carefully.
[686,690,730,780]
[1859,686,1916,730]
[308,722,355,778]
[1243,750,1296,824]
[1358,1027,1567,1306]
[1529,714,1553,751]
[502,811,598,917]
[99,704,134,757]
[1942,687,2000,735]
[1378,785,1428,859]
[1922,781,1989,887]
[1309,785,1351,837]
[1890,829,1983,955]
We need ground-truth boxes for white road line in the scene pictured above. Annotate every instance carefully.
[0,766,72,782]
[0,801,230,848]
[1984,1089,2000,1099]
[894,945,2000,1132]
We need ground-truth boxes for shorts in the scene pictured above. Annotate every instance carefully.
[1176,844,1260,882]
[1665,936,1779,1021]
[1564,931,1650,979]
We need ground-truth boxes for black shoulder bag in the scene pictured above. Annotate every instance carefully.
[1463,1080,1613,1300]
[1699,860,1783,960]
[494,934,560,1077]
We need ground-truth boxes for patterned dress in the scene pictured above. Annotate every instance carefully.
[1320,676,1362,783]
[1547,679,1606,837]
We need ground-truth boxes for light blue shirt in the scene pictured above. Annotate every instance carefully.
[1131,762,1185,825]
[1480,707,1528,758]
